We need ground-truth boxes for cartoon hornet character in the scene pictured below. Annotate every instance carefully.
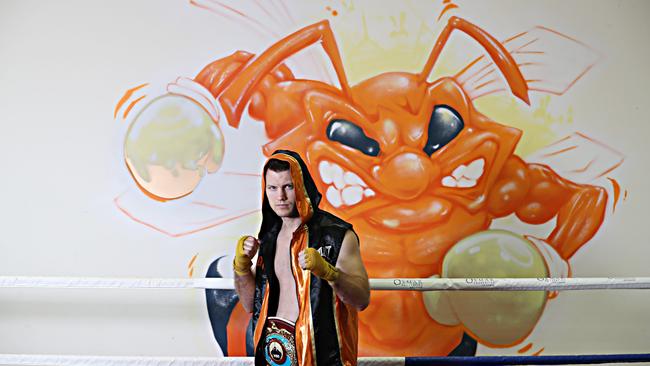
[125,17,608,356]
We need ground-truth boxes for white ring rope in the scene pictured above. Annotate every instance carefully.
[0,355,254,366]
[0,277,232,290]
[1,276,650,291]
[3,354,650,366]
[0,355,406,366]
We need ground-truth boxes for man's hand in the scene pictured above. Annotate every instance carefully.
[299,248,339,282]
[233,236,259,276]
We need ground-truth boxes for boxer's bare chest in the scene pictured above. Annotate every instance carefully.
[274,228,299,321]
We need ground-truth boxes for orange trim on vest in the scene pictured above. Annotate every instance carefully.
[334,296,359,365]
[291,226,315,366]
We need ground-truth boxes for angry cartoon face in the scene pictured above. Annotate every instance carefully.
[301,74,520,235]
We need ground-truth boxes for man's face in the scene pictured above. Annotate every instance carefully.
[265,169,297,218]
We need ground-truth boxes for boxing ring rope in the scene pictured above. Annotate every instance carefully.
[2,276,650,291]
[2,353,650,365]
[2,276,650,365]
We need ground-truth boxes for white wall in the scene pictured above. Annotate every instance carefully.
[0,0,649,357]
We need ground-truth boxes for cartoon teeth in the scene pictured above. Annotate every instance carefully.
[319,160,374,208]
[441,158,485,188]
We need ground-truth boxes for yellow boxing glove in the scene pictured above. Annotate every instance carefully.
[303,248,339,282]
[233,236,254,276]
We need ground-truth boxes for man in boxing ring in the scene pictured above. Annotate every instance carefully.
[233,150,370,366]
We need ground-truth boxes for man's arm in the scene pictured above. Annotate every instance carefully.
[233,236,259,313]
[234,270,256,313]
[331,230,370,311]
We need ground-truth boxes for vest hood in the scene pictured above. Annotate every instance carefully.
[258,150,321,238]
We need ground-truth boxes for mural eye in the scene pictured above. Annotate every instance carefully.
[423,105,464,156]
[326,119,380,157]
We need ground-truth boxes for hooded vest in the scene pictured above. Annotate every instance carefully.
[252,150,358,366]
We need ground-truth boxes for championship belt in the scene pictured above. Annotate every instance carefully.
[263,317,297,366]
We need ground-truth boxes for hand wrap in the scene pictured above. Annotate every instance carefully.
[233,236,253,276]
[303,247,339,282]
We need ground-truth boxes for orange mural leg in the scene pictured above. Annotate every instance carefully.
[226,302,252,356]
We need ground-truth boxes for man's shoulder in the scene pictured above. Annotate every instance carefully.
[309,210,354,255]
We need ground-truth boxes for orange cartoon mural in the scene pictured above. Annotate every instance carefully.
[115,2,622,358]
